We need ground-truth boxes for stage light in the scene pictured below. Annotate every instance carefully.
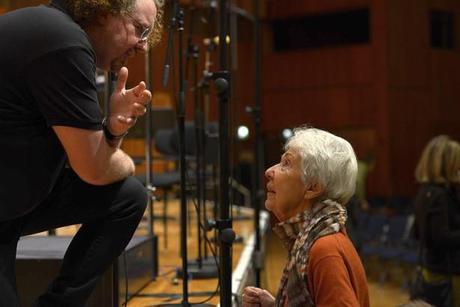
[281,128,293,140]
[237,125,249,140]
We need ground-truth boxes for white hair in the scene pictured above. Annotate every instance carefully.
[285,127,358,204]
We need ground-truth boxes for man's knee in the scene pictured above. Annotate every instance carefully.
[116,176,148,217]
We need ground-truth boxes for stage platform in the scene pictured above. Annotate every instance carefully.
[16,201,269,306]
[16,235,157,307]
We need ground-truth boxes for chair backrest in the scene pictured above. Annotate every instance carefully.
[204,134,219,165]
[170,121,220,161]
[151,108,176,135]
[360,213,388,243]
[170,121,196,156]
[368,196,387,209]
[206,122,219,136]
[154,129,176,157]
[384,214,411,245]
[387,195,412,214]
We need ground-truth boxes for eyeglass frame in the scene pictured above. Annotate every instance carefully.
[126,13,152,43]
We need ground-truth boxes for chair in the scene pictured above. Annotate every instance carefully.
[378,214,419,289]
[387,195,412,214]
[359,212,388,257]
[358,212,388,274]
[375,214,414,284]
[136,128,180,249]
[367,196,387,210]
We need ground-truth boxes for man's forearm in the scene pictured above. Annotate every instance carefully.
[97,147,135,184]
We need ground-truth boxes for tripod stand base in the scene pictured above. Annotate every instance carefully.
[176,259,219,279]
[153,303,214,307]
[188,256,218,267]
[210,234,244,244]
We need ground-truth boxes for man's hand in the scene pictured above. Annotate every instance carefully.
[242,286,275,307]
[107,67,152,136]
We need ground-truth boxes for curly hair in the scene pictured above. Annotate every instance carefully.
[62,0,164,46]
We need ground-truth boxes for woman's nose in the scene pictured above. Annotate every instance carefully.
[265,165,275,180]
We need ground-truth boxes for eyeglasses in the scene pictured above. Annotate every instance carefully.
[127,14,152,43]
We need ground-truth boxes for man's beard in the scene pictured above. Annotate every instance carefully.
[110,56,128,72]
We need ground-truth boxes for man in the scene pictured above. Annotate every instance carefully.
[0,0,163,305]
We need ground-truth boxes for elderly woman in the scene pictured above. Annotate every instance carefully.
[243,127,369,307]
[412,135,460,307]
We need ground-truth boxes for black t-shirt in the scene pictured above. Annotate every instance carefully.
[0,2,103,221]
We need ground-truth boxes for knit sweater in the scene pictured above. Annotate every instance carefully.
[274,219,370,306]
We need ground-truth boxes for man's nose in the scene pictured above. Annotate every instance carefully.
[136,41,148,53]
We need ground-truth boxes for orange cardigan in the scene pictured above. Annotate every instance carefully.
[306,231,369,306]
[283,231,369,306]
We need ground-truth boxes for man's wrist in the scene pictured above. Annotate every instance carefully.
[102,118,128,141]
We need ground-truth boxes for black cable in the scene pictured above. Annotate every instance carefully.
[184,168,221,305]
[123,252,129,306]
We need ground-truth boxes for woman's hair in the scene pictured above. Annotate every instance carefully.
[285,126,358,204]
[415,135,460,184]
[63,0,164,46]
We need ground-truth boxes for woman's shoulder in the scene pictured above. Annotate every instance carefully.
[415,183,455,203]
[310,232,352,259]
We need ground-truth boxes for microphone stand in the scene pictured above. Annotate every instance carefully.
[212,0,235,305]
[247,0,263,287]
[144,45,159,279]
[198,37,219,260]
[176,3,189,305]
[228,3,251,225]
[159,2,191,305]
[158,3,215,306]
[176,6,218,280]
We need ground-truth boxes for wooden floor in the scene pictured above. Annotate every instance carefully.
[43,198,411,306]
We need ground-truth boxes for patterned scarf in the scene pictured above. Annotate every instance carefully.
[272,199,347,307]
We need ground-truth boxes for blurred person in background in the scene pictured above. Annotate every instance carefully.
[413,135,460,307]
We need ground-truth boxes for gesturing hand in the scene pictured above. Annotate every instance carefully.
[242,286,275,307]
[107,67,152,136]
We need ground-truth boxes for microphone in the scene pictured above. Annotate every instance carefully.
[162,64,170,88]
[162,1,177,88]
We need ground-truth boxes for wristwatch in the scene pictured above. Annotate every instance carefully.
[102,118,128,141]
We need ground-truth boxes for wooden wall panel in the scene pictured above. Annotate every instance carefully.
[262,46,372,91]
[261,86,375,131]
[387,0,429,87]
[8,0,45,10]
[388,90,432,197]
[367,0,391,197]
[385,0,460,197]
[267,0,371,19]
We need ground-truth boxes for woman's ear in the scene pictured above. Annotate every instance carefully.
[304,182,324,200]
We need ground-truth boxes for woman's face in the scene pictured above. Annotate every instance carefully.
[265,149,310,221]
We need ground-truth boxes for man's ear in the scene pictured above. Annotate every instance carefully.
[95,13,110,27]
[304,182,324,200]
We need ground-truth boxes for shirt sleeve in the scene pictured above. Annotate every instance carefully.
[22,47,102,130]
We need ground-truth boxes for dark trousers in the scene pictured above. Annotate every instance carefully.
[0,169,147,307]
